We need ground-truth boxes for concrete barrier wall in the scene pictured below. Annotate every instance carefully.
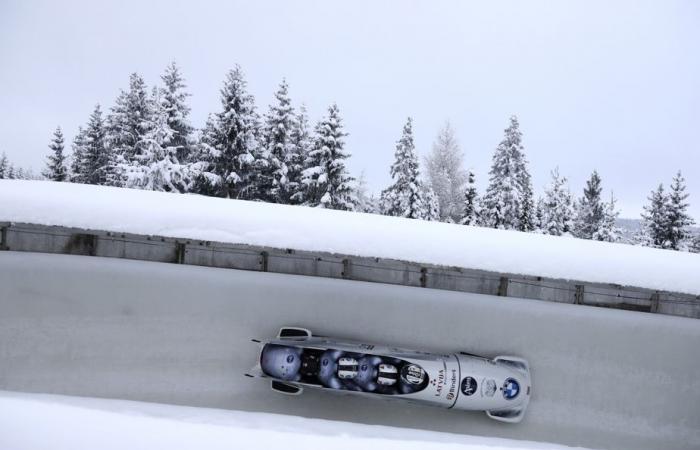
[2,221,698,319]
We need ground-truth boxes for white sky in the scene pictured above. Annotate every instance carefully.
[1,0,698,219]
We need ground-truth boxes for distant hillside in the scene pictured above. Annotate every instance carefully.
[616,218,699,245]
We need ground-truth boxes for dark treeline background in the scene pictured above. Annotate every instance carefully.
[1,62,697,252]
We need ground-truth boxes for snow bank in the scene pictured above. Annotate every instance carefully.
[1,180,699,295]
[0,392,589,450]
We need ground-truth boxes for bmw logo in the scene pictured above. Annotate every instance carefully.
[502,378,520,400]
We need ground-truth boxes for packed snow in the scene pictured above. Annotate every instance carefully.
[0,392,592,450]
[1,179,699,295]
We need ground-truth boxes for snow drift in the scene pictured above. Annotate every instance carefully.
[1,179,699,295]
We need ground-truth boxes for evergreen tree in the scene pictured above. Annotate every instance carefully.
[70,126,88,183]
[534,197,545,232]
[106,72,151,185]
[481,115,533,230]
[0,152,10,179]
[82,104,109,185]
[665,171,694,250]
[459,169,480,225]
[287,104,311,204]
[124,88,193,192]
[194,66,261,199]
[300,103,355,210]
[632,225,654,248]
[159,62,194,163]
[422,184,441,221]
[573,170,606,239]
[690,234,700,253]
[593,192,620,242]
[260,79,294,202]
[191,114,223,196]
[425,121,466,222]
[640,184,669,248]
[43,126,68,181]
[541,168,573,236]
[6,164,16,179]
[380,117,430,219]
[519,181,535,232]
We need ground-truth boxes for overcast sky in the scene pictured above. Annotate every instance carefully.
[1,0,698,218]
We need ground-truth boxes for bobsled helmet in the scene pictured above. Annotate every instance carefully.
[260,344,302,381]
[376,363,399,386]
[337,357,359,379]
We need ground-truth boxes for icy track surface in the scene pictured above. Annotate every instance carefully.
[2,179,700,295]
[1,252,699,450]
[0,392,592,450]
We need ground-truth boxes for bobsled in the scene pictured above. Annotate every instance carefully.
[248,327,531,423]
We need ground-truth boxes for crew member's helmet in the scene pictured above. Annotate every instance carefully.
[377,363,399,385]
[337,357,359,379]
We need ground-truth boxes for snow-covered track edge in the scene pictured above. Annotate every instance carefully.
[2,221,698,319]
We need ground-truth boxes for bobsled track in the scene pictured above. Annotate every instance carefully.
[1,251,699,450]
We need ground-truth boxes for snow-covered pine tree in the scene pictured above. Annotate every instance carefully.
[534,197,545,232]
[191,114,222,196]
[632,225,654,247]
[541,168,573,236]
[43,126,68,181]
[593,192,620,242]
[481,115,533,230]
[380,117,429,219]
[665,171,694,250]
[159,62,194,164]
[640,184,669,248]
[106,73,152,185]
[260,79,294,203]
[690,234,700,253]
[6,164,17,179]
[125,88,193,192]
[425,121,467,222]
[0,152,10,179]
[423,184,441,221]
[573,170,606,239]
[300,103,355,210]
[287,104,311,205]
[459,169,480,225]
[519,181,535,232]
[69,126,88,183]
[194,66,261,199]
[82,104,110,185]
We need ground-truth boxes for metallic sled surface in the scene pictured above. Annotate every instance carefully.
[250,327,531,423]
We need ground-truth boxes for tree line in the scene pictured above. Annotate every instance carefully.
[1,62,697,252]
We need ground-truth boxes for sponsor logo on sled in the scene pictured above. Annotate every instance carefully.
[502,378,520,400]
[460,376,478,396]
[446,369,458,400]
[484,379,497,397]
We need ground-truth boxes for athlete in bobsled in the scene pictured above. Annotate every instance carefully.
[251,327,531,423]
